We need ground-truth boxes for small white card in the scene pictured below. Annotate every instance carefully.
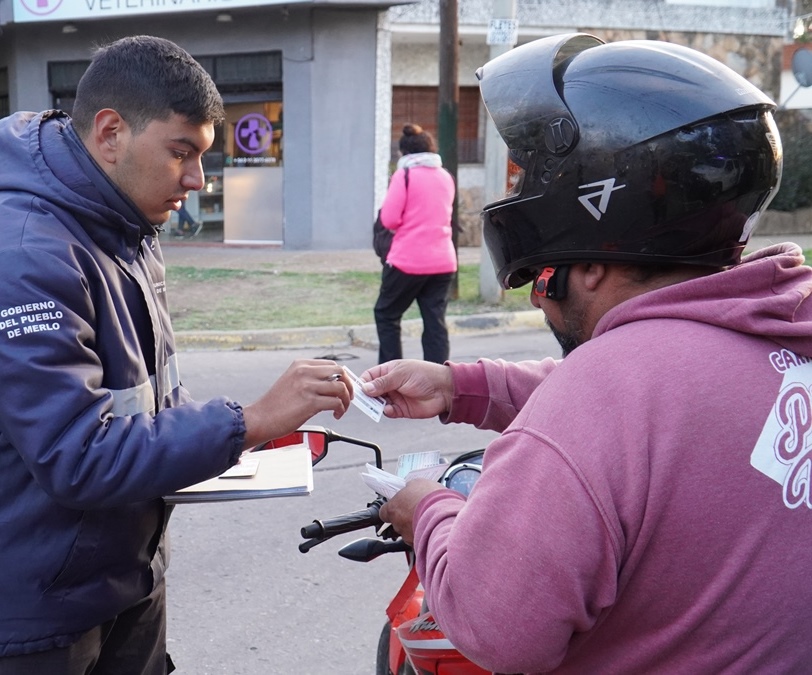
[343,366,386,422]
[218,457,259,479]
[396,451,442,478]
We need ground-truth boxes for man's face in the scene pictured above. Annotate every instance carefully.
[107,113,215,225]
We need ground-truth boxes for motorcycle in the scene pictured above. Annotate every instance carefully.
[263,425,488,675]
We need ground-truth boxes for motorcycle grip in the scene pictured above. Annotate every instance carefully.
[300,500,383,540]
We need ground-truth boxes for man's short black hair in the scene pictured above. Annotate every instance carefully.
[71,35,225,136]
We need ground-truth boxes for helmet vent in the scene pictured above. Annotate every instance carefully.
[544,117,577,155]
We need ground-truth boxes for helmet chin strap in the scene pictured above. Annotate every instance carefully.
[533,265,570,300]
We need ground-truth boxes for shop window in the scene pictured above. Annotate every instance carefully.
[192,52,283,239]
[195,99,284,228]
[391,85,483,164]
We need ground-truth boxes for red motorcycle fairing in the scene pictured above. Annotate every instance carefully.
[386,567,425,675]
[396,613,490,675]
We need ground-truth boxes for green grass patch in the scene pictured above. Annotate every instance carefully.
[166,264,532,332]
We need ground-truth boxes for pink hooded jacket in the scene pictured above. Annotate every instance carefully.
[379,163,456,275]
[413,243,812,673]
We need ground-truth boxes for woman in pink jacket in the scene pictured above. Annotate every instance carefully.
[374,123,457,364]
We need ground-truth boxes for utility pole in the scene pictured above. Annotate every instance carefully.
[438,0,459,299]
[480,0,518,303]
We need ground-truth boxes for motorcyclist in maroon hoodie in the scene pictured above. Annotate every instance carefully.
[363,35,812,674]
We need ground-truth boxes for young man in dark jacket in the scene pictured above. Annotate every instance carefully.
[0,35,351,674]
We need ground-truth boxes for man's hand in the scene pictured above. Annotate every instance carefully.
[241,359,351,449]
[379,478,447,546]
[359,359,453,420]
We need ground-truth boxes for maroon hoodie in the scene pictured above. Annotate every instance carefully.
[415,243,812,673]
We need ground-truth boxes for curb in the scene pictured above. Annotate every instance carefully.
[174,309,548,351]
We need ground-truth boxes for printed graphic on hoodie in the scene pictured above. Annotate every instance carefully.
[751,350,812,508]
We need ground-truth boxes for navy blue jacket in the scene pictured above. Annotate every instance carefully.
[0,111,245,656]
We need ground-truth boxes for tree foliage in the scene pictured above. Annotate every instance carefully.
[770,110,812,212]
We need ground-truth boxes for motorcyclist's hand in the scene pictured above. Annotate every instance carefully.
[379,478,447,546]
[241,359,351,449]
[359,360,453,419]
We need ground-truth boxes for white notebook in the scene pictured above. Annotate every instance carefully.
[165,446,314,504]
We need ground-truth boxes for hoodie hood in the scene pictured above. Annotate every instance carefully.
[597,243,812,358]
[0,110,156,261]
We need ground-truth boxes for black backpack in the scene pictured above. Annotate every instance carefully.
[373,168,409,264]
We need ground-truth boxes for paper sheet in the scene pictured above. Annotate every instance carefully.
[361,454,448,499]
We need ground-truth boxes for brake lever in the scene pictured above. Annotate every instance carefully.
[299,537,327,554]
[376,521,399,540]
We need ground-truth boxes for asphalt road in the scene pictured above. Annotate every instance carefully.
[165,327,561,674]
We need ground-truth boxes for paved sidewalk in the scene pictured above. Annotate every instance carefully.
[160,234,812,351]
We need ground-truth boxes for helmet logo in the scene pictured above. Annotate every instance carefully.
[577,178,626,221]
[545,118,576,155]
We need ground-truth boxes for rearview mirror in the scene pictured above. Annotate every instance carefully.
[253,425,383,468]
[254,425,329,465]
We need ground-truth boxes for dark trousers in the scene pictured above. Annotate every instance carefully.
[177,205,195,231]
[0,580,174,675]
[374,264,453,364]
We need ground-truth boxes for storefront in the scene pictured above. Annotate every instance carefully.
[0,0,401,248]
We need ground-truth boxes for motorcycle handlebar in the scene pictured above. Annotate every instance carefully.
[299,498,385,551]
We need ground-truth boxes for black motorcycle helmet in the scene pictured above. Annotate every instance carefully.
[478,33,783,290]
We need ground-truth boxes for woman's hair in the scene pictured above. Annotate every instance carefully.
[398,123,437,155]
[71,35,225,137]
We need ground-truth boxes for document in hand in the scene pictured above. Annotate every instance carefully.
[165,446,314,504]
[360,451,448,499]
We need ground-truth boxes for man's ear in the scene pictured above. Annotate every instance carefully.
[87,109,128,166]
[580,262,609,292]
